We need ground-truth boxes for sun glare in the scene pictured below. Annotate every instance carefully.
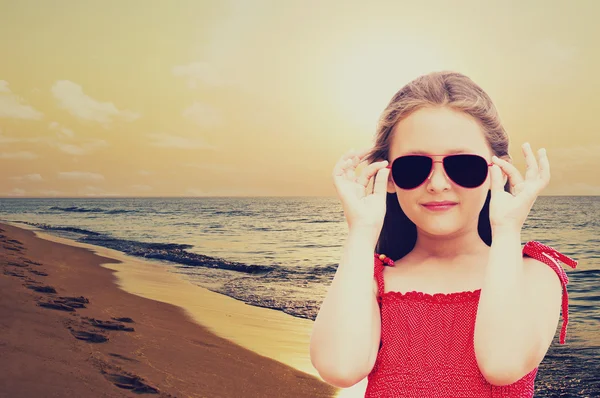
[326,35,450,134]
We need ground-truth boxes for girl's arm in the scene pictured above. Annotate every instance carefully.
[310,227,382,388]
[474,227,562,386]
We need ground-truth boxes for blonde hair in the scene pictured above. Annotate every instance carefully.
[366,71,511,259]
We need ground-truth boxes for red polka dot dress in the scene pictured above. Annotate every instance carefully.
[365,241,578,397]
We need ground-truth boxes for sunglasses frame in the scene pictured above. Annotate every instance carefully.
[385,153,494,190]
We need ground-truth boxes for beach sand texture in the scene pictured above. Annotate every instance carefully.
[0,222,339,397]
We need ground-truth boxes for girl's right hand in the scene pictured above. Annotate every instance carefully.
[332,148,391,234]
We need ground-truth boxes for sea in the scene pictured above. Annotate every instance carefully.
[0,196,598,397]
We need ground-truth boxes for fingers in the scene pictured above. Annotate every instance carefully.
[491,143,551,197]
[333,154,357,177]
[333,147,372,177]
[491,156,524,189]
[372,163,390,196]
[538,148,550,183]
[490,164,505,194]
[348,147,372,160]
[522,142,539,181]
[520,143,550,189]
[356,160,389,187]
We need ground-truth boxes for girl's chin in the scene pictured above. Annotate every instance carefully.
[418,221,462,236]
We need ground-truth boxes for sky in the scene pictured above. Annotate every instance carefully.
[0,0,598,197]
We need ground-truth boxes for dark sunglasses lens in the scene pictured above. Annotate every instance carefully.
[444,154,488,188]
[392,155,432,189]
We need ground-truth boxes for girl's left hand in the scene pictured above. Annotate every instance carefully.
[489,142,550,231]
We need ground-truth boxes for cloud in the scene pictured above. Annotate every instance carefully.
[184,162,247,173]
[138,170,153,176]
[560,183,600,195]
[1,128,106,156]
[5,188,26,196]
[549,145,599,168]
[78,185,121,197]
[185,186,272,197]
[526,40,579,85]
[58,171,105,181]
[51,80,140,124]
[0,130,44,145]
[49,121,75,138]
[542,145,600,195]
[0,80,43,120]
[147,133,216,150]
[39,190,63,197]
[10,174,42,182]
[185,188,209,196]
[172,62,224,88]
[182,102,223,128]
[55,140,108,156]
[0,151,38,160]
[131,184,152,191]
[0,131,21,144]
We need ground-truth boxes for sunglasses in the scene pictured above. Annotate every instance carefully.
[385,154,493,189]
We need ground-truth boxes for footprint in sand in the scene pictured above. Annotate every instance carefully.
[64,318,110,342]
[111,317,134,323]
[28,269,48,276]
[7,261,28,268]
[38,301,77,312]
[37,296,90,312]
[103,372,160,394]
[3,269,26,278]
[108,353,139,363]
[90,351,166,395]
[71,330,109,343]
[26,284,57,293]
[6,239,23,246]
[61,314,135,346]
[2,245,22,252]
[58,296,89,307]
[82,316,135,332]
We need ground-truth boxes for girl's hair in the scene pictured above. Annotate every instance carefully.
[364,71,512,260]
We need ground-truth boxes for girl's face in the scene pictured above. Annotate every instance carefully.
[386,106,498,236]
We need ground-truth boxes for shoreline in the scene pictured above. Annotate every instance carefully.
[0,221,340,397]
[8,221,320,377]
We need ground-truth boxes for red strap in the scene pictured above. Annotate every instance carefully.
[523,241,578,344]
[373,253,394,303]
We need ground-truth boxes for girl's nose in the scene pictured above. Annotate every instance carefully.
[426,162,451,191]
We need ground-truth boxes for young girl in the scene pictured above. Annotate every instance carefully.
[310,71,578,397]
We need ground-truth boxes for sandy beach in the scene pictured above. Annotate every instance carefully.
[0,222,339,397]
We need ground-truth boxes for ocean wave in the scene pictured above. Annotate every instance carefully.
[573,269,600,277]
[21,222,102,236]
[284,218,339,224]
[49,206,136,215]
[211,210,254,217]
[23,221,273,274]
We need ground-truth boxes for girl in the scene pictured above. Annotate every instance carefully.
[310,71,578,397]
